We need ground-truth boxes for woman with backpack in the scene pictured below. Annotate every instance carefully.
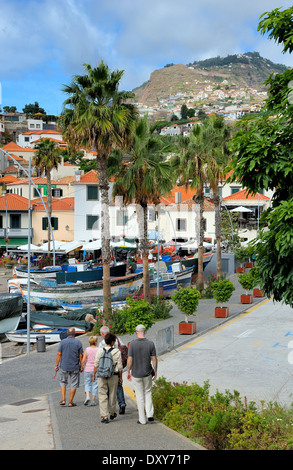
[93,333,123,424]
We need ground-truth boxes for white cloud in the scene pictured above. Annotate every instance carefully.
[1,0,292,113]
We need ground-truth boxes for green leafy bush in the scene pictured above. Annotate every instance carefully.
[213,279,235,306]
[152,378,293,450]
[172,286,201,323]
[237,271,255,294]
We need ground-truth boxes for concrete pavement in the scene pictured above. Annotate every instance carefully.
[0,272,279,451]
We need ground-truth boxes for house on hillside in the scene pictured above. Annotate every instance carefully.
[32,198,75,245]
[0,193,32,250]
[73,170,111,243]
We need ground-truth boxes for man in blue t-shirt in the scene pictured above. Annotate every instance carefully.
[55,328,83,407]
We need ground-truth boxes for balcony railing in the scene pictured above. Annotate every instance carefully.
[0,228,34,238]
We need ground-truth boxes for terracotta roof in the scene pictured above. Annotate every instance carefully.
[223,189,270,201]
[22,130,62,135]
[33,197,74,211]
[0,175,21,184]
[1,142,36,152]
[75,169,99,183]
[31,137,67,145]
[56,176,76,184]
[7,177,58,186]
[8,154,27,162]
[2,165,19,174]
[160,185,197,205]
[0,193,29,211]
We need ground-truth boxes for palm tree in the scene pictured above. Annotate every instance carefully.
[202,116,231,279]
[107,116,175,301]
[33,138,61,252]
[173,117,231,288]
[59,61,137,319]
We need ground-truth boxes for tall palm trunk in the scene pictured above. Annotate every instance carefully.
[141,202,150,302]
[213,185,223,278]
[47,173,52,254]
[197,191,204,292]
[97,155,111,321]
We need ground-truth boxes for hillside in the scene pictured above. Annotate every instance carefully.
[132,52,287,112]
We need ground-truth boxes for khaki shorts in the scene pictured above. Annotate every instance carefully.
[59,369,80,389]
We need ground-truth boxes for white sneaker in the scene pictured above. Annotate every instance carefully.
[84,397,90,405]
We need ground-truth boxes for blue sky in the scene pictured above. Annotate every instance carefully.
[0,0,292,116]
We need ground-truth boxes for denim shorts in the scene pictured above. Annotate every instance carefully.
[59,369,80,389]
[84,371,98,396]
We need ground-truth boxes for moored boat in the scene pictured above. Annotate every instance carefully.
[20,272,143,308]
[5,327,68,344]
[150,272,178,297]
[0,293,24,334]
[13,265,63,279]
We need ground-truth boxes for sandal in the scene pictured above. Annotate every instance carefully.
[68,402,76,407]
[59,400,66,406]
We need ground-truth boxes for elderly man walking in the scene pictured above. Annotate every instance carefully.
[127,324,157,425]
[55,327,83,407]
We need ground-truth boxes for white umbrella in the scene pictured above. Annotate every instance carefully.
[230,206,253,212]
[82,240,102,251]
[17,244,43,252]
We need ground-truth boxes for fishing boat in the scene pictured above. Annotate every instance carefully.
[28,311,93,333]
[56,263,127,284]
[168,263,194,287]
[164,252,213,278]
[14,265,63,279]
[0,293,24,334]
[149,272,178,297]
[5,327,68,344]
[20,272,143,308]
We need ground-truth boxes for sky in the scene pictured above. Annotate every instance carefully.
[0,0,293,116]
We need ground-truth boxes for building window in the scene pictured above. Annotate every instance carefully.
[231,187,240,195]
[87,185,99,200]
[42,217,58,230]
[87,215,99,230]
[116,210,128,226]
[24,136,30,142]
[10,214,21,229]
[0,215,2,228]
[176,218,186,231]
[52,188,63,197]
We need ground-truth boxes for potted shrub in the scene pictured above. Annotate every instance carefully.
[234,246,249,273]
[237,271,254,304]
[245,244,256,268]
[250,266,265,298]
[213,279,235,318]
[172,286,201,335]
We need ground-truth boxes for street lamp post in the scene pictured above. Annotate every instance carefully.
[1,149,56,353]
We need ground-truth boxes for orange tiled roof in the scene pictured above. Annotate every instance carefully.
[1,142,36,152]
[8,154,27,162]
[33,197,74,211]
[0,175,20,184]
[0,193,29,211]
[22,130,62,135]
[2,165,19,174]
[7,177,58,186]
[160,185,197,205]
[76,170,99,183]
[223,189,269,201]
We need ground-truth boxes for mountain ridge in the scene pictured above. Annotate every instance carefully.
[132,52,288,110]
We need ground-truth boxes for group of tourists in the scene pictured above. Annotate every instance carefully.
[54,324,157,425]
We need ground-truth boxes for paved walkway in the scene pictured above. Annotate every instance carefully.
[0,271,266,452]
